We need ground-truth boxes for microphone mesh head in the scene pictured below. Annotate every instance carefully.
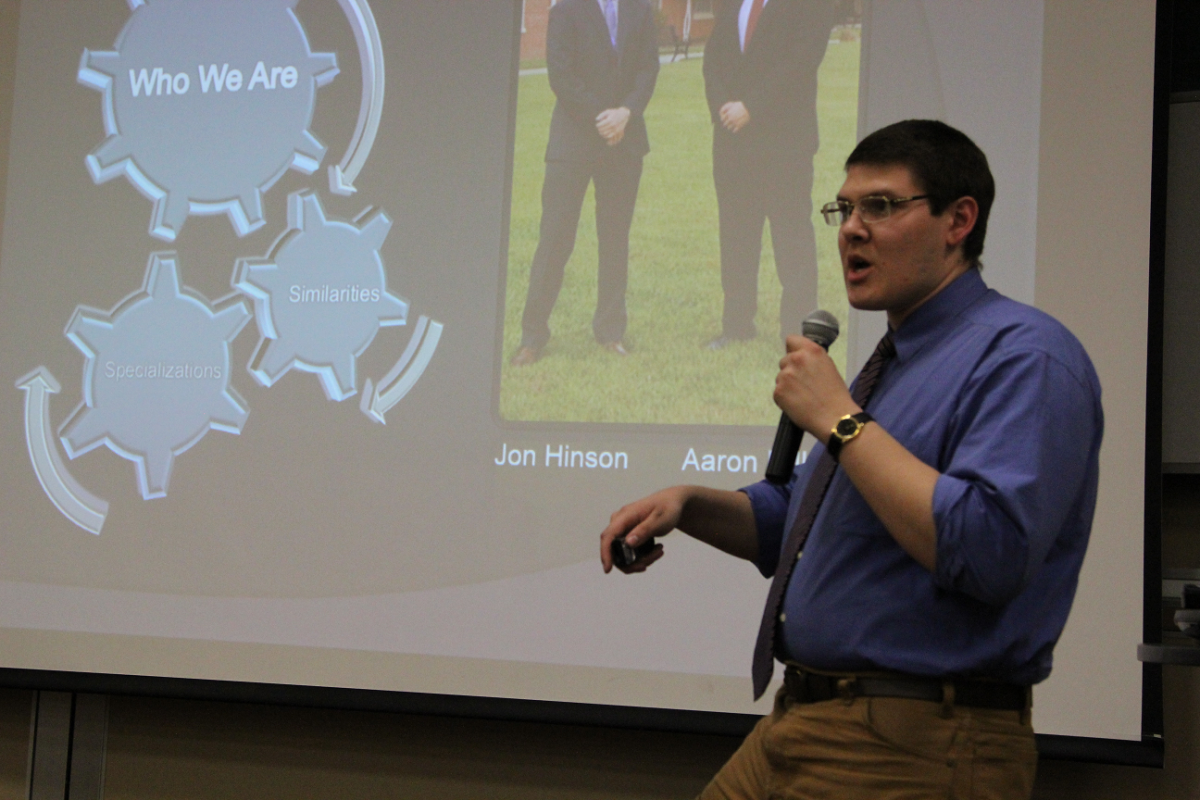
[801,309,839,349]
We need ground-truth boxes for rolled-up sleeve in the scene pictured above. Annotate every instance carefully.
[933,349,1102,606]
[742,457,815,578]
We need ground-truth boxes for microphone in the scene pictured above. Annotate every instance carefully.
[765,310,839,484]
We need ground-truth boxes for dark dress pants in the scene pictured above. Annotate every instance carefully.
[519,152,644,351]
[713,131,818,341]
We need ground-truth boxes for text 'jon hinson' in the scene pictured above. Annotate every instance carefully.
[494,443,628,470]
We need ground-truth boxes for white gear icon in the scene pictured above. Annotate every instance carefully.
[78,0,339,241]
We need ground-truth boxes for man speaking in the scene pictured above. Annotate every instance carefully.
[600,120,1102,799]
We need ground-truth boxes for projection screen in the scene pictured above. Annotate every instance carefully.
[0,0,1156,753]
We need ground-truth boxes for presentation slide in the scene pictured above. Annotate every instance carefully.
[0,0,1152,746]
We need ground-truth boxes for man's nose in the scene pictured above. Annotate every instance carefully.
[840,211,869,240]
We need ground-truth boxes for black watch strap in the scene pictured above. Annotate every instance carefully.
[826,411,874,462]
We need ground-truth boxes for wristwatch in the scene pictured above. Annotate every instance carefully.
[826,412,874,462]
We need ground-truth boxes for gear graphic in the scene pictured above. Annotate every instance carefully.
[235,191,407,401]
[59,252,252,500]
[78,0,339,241]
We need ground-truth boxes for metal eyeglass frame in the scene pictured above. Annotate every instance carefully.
[820,194,930,226]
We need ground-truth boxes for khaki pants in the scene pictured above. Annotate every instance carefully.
[699,685,1037,800]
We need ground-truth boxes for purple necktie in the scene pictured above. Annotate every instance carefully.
[750,330,897,700]
[604,0,618,47]
[744,0,764,49]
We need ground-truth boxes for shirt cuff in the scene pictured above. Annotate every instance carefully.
[932,472,1026,606]
[741,479,792,578]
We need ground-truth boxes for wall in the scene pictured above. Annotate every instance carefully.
[0,664,1194,799]
[0,0,1194,797]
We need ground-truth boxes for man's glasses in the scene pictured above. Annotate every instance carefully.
[820,195,930,226]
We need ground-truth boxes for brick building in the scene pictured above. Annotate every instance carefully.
[519,0,716,63]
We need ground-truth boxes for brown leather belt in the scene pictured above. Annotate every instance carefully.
[783,666,1029,711]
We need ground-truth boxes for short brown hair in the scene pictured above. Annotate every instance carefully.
[846,120,995,267]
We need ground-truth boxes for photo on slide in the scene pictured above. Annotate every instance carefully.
[496,1,862,426]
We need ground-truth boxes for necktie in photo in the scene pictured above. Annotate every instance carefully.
[604,0,618,48]
[750,331,897,699]
[744,0,765,49]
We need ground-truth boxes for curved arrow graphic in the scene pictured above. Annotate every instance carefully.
[16,368,108,535]
[361,315,443,424]
[331,0,385,196]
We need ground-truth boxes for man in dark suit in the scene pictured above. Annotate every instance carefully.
[510,0,660,366]
[703,0,837,348]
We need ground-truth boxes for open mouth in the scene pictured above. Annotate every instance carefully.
[846,255,872,279]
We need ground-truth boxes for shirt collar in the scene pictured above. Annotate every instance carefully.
[890,268,989,363]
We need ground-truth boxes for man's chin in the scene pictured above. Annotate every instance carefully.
[846,293,886,312]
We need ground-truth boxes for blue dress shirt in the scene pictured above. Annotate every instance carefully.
[742,269,1103,685]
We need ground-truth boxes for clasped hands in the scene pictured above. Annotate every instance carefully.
[596,106,631,145]
[719,100,750,133]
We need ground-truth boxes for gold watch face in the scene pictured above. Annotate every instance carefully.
[835,417,861,439]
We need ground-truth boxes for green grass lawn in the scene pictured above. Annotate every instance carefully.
[499,41,859,425]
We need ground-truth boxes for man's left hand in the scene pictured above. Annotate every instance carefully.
[774,336,858,441]
[719,101,750,133]
[777,338,941,572]
[596,107,631,145]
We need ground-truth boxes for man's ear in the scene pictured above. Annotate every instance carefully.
[944,196,979,251]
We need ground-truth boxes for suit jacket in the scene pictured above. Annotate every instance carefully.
[544,0,660,162]
[703,0,837,156]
